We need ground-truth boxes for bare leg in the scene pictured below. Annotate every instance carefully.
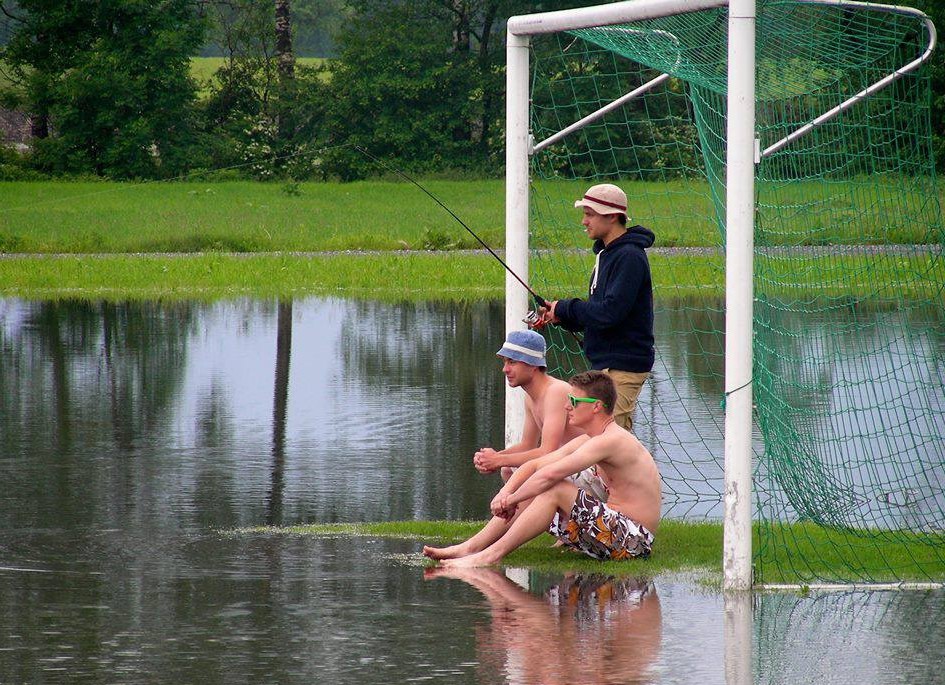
[423,495,535,560]
[442,483,578,568]
[422,515,514,560]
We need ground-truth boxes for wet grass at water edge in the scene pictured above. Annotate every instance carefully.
[240,519,945,587]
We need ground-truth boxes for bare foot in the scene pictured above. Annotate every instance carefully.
[423,565,504,584]
[441,550,499,568]
[422,543,473,560]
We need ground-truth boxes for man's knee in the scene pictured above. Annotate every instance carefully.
[540,480,579,509]
[605,369,649,432]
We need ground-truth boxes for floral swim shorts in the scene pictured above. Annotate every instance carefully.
[549,489,654,561]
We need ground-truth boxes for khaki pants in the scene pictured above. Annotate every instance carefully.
[603,369,650,432]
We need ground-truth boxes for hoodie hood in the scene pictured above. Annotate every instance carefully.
[593,225,655,254]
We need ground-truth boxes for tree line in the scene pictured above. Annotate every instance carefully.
[0,0,942,182]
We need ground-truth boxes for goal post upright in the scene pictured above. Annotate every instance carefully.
[504,28,530,447]
[723,0,756,592]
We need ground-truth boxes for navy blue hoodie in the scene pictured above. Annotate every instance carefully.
[554,226,655,373]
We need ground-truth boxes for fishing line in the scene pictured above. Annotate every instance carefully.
[353,145,547,309]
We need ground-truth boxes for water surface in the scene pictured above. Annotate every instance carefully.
[1,297,943,684]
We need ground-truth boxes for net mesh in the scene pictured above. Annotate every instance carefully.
[526,0,945,585]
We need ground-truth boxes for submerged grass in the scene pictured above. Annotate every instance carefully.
[241,519,945,587]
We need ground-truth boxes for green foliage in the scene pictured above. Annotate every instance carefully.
[1,2,942,181]
[3,0,207,179]
[908,1,945,172]
[196,0,333,181]
[318,1,576,180]
[319,2,485,180]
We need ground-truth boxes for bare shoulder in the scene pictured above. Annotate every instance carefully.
[601,424,651,460]
[541,378,571,405]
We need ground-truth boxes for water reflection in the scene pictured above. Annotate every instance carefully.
[2,297,943,532]
[2,296,944,684]
[425,568,662,685]
[754,588,945,685]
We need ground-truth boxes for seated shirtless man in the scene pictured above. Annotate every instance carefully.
[474,330,606,501]
[473,329,584,478]
[424,370,661,566]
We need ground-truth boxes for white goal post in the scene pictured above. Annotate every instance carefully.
[505,0,758,592]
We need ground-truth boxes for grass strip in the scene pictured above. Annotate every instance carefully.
[241,519,724,583]
[239,519,945,587]
[1,251,938,302]
[1,178,941,253]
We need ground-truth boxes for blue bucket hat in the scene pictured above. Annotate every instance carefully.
[496,329,547,368]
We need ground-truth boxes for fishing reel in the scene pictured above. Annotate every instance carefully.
[523,309,547,330]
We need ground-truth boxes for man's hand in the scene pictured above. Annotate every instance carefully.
[473,447,502,474]
[539,300,560,326]
[490,491,517,520]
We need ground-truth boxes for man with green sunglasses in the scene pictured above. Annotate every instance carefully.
[424,370,661,567]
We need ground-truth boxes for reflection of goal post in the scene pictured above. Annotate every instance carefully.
[504,0,940,590]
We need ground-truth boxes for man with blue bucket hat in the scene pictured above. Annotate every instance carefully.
[473,329,608,502]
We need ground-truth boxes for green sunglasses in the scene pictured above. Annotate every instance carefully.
[568,394,600,408]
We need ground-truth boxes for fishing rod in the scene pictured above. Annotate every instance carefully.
[353,145,549,313]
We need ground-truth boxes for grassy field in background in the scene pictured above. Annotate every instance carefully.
[2,177,943,255]
[0,58,327,94]
[189,56,327,95]
[241,519,945,587]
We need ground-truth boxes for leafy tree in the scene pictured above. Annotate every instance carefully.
[320,1,578,180]
[2,0,206,178]
[199,0,331,180]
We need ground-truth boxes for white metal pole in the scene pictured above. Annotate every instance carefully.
[723,0,756,592]
[504,30,530,446]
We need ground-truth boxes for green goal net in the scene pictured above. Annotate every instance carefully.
[525,0,945,586]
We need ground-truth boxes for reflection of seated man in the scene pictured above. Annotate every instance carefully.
[475,330,605,500]
[426,567,662,685]
[424,371,661,567]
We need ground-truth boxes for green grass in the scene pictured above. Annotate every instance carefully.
[242,520,724,582]
[755,522,945,586]
[1,57,328,95]
[1,250,938,302]
[0,178,940,300]
[0,180,507,253]
[238,519,945,587]
[2,178,942,255]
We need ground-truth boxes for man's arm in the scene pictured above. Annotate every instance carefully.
[474,403,541,473]
[475,384,574,472]
[498,434,613,513]
[490,434,591,512]
[556,252,645,330]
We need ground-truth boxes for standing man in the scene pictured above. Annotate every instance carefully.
[539,183,655,432]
